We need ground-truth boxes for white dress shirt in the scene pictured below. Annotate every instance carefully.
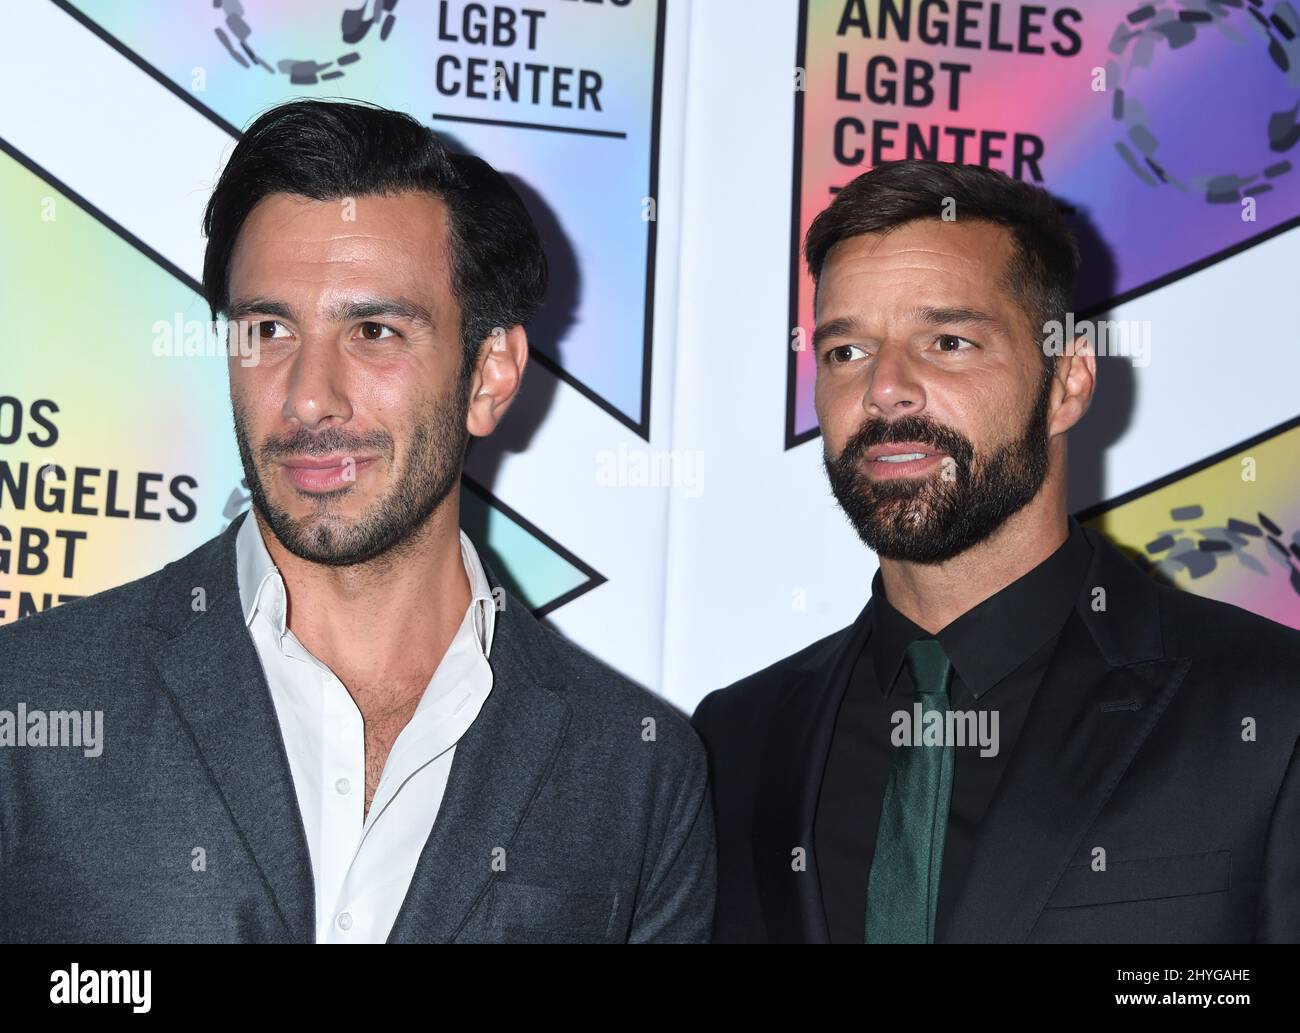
[235,511,497,943]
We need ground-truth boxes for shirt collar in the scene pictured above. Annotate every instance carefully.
[870,515,1093,699]
[461,529,497,658]
[236,509,286,635]
[234,510,496,659]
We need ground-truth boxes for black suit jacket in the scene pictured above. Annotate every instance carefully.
[692,526,1300,943]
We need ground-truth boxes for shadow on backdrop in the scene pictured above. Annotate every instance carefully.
[436,132,580,606]
[1064,203,1134,520]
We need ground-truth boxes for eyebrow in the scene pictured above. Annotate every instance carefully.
[226,295,437,331]
[908,306,1007,334]
[810,306,1007,353]
[810,316,862,354]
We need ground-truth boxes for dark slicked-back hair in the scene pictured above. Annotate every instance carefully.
[201,99,548,374]
[804,160,1078,361]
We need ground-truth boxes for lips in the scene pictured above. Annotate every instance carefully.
[281,455,368,469]
[280,455,375,492]
[856,441,950,480]
[864,441,947,463]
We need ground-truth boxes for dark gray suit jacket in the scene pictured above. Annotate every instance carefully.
[0,511,715,943]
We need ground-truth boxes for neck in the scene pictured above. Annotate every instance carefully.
[253,493,471,701]
[878,491,1069,635]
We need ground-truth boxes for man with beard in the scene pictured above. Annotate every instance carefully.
[0,100,713,943]
[693,159,1300,943]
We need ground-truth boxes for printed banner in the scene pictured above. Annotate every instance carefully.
[1081,415,1300,630]
[68,0,665,433]
[789,0,1300,444]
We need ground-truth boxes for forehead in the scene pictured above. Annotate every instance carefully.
[816,218,1017,320]
[228,190,453,302]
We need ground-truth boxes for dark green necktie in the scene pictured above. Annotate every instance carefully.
[865,638,955,944]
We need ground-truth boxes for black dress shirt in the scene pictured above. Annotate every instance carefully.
[814,516,1095,943]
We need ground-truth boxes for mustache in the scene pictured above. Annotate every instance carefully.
[258,426,394,461]
[837,415,973,465]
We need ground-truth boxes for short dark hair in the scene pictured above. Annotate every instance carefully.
[201,99,548,373]
[804,160,1078,358]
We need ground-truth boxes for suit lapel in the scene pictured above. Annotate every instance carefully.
[940,528,1192,942]
[147,514,315,942]
[753,602,873,942]
[143,517,572,944]
[386,584,571,943]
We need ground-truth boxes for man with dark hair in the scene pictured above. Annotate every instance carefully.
[693,159,1300,943]
[0,100,714,943]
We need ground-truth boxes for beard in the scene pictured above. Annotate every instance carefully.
[823,366,1053,564]
[232,372,471,567]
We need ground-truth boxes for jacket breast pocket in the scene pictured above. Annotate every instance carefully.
[1044,850,1231,909]
[486,880,621,943]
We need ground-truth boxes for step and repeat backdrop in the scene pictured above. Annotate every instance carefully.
[2,0,1299,712]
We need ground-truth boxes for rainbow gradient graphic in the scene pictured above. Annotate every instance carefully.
[67,0,664,434]
[0,147,599,625]
[1081,416,1300,631]
[790,0,1300,443]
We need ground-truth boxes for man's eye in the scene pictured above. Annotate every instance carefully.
[257,320,290,339]
[826,344,865,364]
[359,322,399,341]
[935,334,976,352]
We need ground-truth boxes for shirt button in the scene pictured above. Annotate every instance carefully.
[335,777,351,796]
[336,912,353,932]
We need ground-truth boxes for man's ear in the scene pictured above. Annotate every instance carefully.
[466,324,529,438]
[1048,335,1097,437]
